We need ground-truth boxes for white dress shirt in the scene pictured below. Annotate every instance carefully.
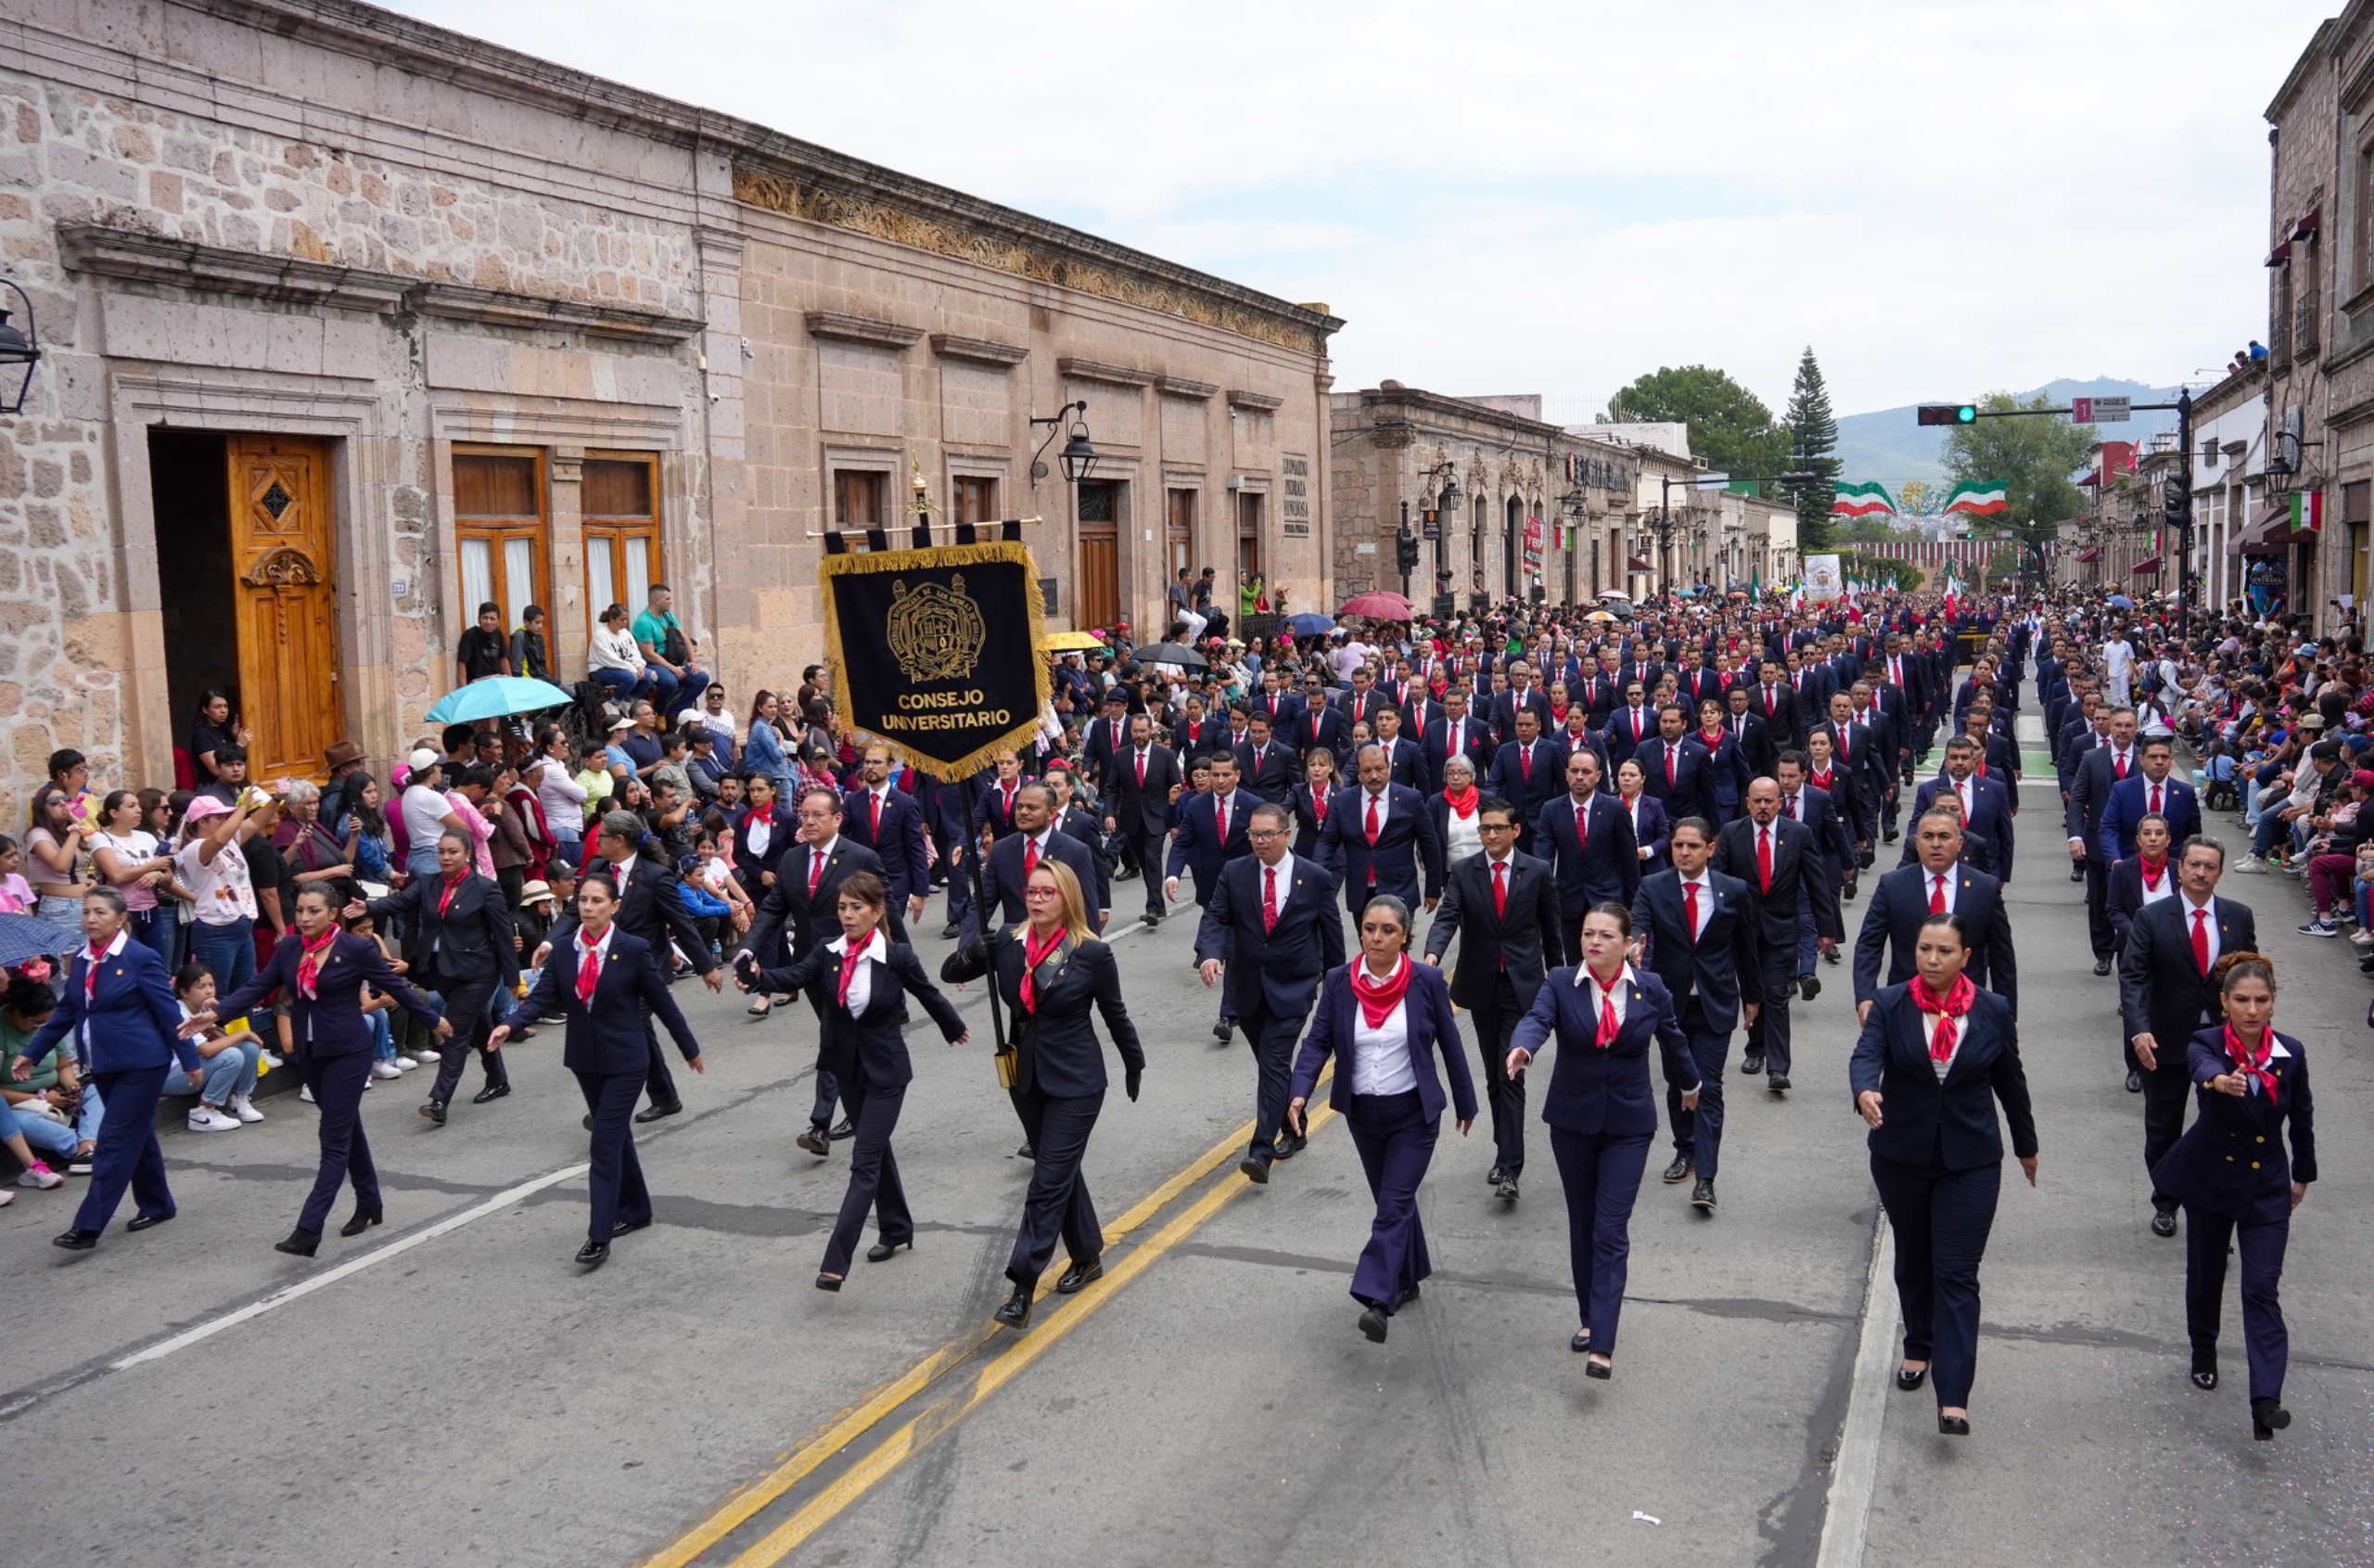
[825,929,885,1014]
[1349,966,1419,1096]
[1920,1005,1959,1078]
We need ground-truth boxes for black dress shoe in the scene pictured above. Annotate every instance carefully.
[814,1272,843,1292]
[1487,1164,1507,1186]
[1768,1073,1791,1092]
[1272,1130,1308,1161]
[471,1082,510,1105]
[126,1210,175,1233]
[795,1125,830,1156]
[1015,1140,1036,1160]
[1583,1357,1612,1381]
[941,921,963,938]
[1213,1019,1234,1044]
[2151,1204,2179,1238]
[420,1101,447,1126]
[828,1118,855,1141]
[2093,957,2113,976]
[1883,828,1897,843]
[2190,1346,2218,1391]
[1142,911,1162,926]
[1397,1283,1421,1307]
[1496,1177,1520,1202]
[1238,1154,1271,1185]
[1055,1257,1103,1294]
[1358,1303,1390,1344]
[582,1114,594,1130]
[634,1102,683,1125]
[2125,1070,2143,1093]
[575,1242,609,1269]
[1740,1053,1765,1076]
[994,1283,1033,1332]
[1571,1330,1592,1353]
[274,1227,321,1257]
[613,1216,653,1238]
[1938,1413,1971,1436]
[340,1205,383,1238]
[1802,973,1824,999]
[1895,1365,1927,1392]
[1663,1152,1693,1184]
[2069,864,2086,883]
[866,1238,912,1263]
[2252,1397,2291,1440]
[1690,1177,1717,1211]
[52,1229,98,1251]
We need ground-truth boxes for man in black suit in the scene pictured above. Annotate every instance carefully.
[1251,668,1303,733]
[2117,836,2254,1237]
[840,743,932,925]
[1722,683,1775,779]
[1854,807,2018,1017]
[1104,712,1183,926]
[1292,672,1352,759]
[1341,667,1390,735]
[545,809,722,1125]
[1080,691,1130,789]
[1370,704,1429,791]
[1750,659,1802,753]
[1487,708,1567,854]
[2066,707,2140,975]
[969,782,1106,938]
[1533,748,1641,964]
[1819,690,1887,868]
[1044,764,1113,916]
[1426,687,1493,794]
[1197,802,1346,1184]
[1489,660,1556,746]
[1785,645,1837,738]
[1232,709,1296,804]
[1714,779,1839,1092]
[1633,702,1717,827]
[1423,797,1559,1200]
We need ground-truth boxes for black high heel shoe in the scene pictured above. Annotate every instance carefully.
[2252,1397,2291,1441]
[2189,1346,2218,1392]
[1570,1329,1591,1353]
[1583,1355,1612,1380]
[1937,1412,1971,1436]
[340,1205,383,1239]
[814,1272,843,1293]
[274,1228,322,1258]
[993,1282,1032,1332]
[1896,1363,1928,1392]
[865,1239,911,1263]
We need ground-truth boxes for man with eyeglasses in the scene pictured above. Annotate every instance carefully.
[1197,803,1345,1182]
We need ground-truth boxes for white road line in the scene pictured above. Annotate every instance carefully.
[1816,1218,1899,1568]
[110,1162,591,1370]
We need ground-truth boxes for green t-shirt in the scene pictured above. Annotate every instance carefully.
[1,1012,69,1094]
[632,608,684,663]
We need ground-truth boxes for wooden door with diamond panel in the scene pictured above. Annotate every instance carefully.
[225,435,341,783]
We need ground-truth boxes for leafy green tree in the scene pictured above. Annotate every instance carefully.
[1610,365,1789,491]
[1784,347,1840,551]
[1942,391,2098,568]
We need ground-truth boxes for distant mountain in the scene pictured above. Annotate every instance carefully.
[1832,376,2183,488]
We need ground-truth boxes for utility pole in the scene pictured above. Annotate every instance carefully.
[2174,387,2195,622]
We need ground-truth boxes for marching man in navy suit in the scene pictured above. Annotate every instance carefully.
[1168,751,1259,1043]
[1633,704,1717,827]
[841,743,933,925]
[1629,817,1762,1213]
[2151,951,2314,1441]
[19,888,204,1252]
[1535,749,1641,964]
[2097,733,2201,865]
[1714,778,1840,1093]
[1425,689,1493,794]
[1856,809,2018,1018]
[1487,708,1567,855]
[1199,802,1345,1182]
[1319,744,1445,919]
[1508,900,1697,1378]
[1907,738,2015,882]
[492,870,705,1269]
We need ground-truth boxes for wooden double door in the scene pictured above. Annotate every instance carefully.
[225,435,342,782]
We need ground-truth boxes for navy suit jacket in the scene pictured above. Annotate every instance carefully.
[2117,894,2255,1055]
[216,931,440,1059]
[841,786,931,904]
[2064,744,2140,848]
[1631,735,1717,827]
[976,827,1105,937]
[1288,960,1476,1125]
[1906,775,2012,869]
[1490,686,1556,746]
[2104,854,2174,953]
[1691,728,1754,820]
[2097,774,2201,864]
[510,927,699,1075]
[1533,790,1642,915]
[1318,783,1445,902]
[1629,868,1764,1034]
[1423,716,1494,794]
[1850,983,2036,1170]
[1511,965,1695,1137]
[1292,702,1352,759]
[2153,1027,2317,1224]
[1487,737,1569,830]
[1166,787,1257,905]
[1194,851,1346,1020]
[549,850,718,978]
[1605,704,1660,769]
[1851,862,2018,1015]
[20,937,198,1076]
[761,938,965,1088]
[944,934,1142,1099]
[1617,791,1671,874]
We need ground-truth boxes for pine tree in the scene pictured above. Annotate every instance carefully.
[1785,347,1840,554]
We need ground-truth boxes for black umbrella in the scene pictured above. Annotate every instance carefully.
[1135,643,1210,669]
[0,911,80,969]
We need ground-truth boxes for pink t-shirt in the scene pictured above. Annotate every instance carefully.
[448,791,498,879]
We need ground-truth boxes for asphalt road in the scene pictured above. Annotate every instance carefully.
[5,749,2368,1568]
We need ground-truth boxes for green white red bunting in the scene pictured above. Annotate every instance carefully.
[2292,489,2324,532]
[1943,479,2009,516]
[1831,481,1896,517]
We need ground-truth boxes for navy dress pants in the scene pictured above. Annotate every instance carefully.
[428,977,507,1107]
[1007,1087,1104,1287]
[577,1068,653,1245]
[1871,1151,2001,1409]
[1746,943,1796,1075]
[77,1064,172,1234]
[1549,1126,1653,1354]
[297,1049,379,1234]
[823,1072,910,1277]
[1470,976,1527,1175]
[1242,994,1310,1161]
[1665,1006,1729,1179]
[1343,1090,1438,1312]
[2184,1205,2291,1402]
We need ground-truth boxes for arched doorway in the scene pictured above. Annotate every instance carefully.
[1504,494,1523,599]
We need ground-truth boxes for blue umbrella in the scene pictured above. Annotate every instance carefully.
[0,911,80,968]
[426,677,576,726]
[2106,593,2136,610]
[1281,613,1336,637]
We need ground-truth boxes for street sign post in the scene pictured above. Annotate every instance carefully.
[2070,395,2131,423]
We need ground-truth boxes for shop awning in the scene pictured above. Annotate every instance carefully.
[1627,556,1653,572]
[2129,555,2163,576]
[2228,500,2291,555]
[2076,547,2100,564]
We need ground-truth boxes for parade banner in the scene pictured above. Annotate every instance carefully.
[820,541,1052,781]
[1803,554,1844,602]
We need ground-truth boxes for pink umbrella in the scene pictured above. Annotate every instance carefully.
[1340,590,1413,619]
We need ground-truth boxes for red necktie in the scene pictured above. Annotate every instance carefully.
[1574,798,1588,848]
[1023,835,1040,878]
[1492,859,1508,918]
[870,792,882,839]
[2114,752,2129,781]
[1520,745,1532,784]
[808,848,825,899]
[1929,874,1946,915]
[1595,989,1619,1048]
[1137,750,1147,788]
[1665,748,1677,787]
[1262,865,1279,933]
[1839,728,1849,762]
[1683,879,1700,942]
[1214,796,1227,844]
[1364,794,1381,847]
[1785,792,1797,820]
[2191,908,2211,975]
[1756,826,1772,893]
[576,935,601,1005]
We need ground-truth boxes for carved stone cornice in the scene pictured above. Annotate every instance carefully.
[1057,357,1153,388]
[929,332,1027,366]
[412,282,703,344]
[57,223,413,312]
[805,311,924,349]
[1227,389,1284,412]
[1155,375,1218,400]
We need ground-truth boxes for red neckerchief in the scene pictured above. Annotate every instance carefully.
[1019,925,1067,1013]
[576,930,603,1005]
[836,930,875,1009]
[83,940,108,1002]
[2139,854,2167,893]
[1699,726,1725,749]
[295,927,339,1000]
[1443,784,1480,821]
[1353,952,1413,1030]
[437,873,465,918]
[2224,1024,2278,1101]
[1909,972,1976,1064]
[1589,965,1625,1047]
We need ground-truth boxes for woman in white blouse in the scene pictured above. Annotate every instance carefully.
[1435,756,1485,866]
[1286,895,1475,1345]
[588,603,648,707]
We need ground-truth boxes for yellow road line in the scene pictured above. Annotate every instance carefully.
[636,1072,1327,1568]
[724,1099,1344,1568]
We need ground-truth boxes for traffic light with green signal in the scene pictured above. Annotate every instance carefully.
[1916,404,1978,427]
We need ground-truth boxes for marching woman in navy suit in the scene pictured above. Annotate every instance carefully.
[756,870,967,1290]
[944,860,1143,1332]
[1291,748,1342,861]
[1614,759,1670,876]
[16,888,202,1250]
[488,871,705,1268]
[1850,911,2038,1435]
[1287,893,1475,1345]
[193,884,450,1256]
[2151,952,2315,1441]
[1509,901,1696,1378]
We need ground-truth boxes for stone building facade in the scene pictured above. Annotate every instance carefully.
[1328,385,1641,615]
[0,0,1337,810]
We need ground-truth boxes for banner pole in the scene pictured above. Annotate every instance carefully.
[958,771,1009,1060]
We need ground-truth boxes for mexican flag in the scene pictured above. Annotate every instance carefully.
[2292,489,2324,532]
[1832,481,1896,517]
[1943,478,2009,516]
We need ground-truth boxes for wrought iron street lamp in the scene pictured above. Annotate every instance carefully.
[1028,401,1097,487]
[0,280,40,416]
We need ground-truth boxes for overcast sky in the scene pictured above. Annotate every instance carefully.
[389,0,2331,420]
